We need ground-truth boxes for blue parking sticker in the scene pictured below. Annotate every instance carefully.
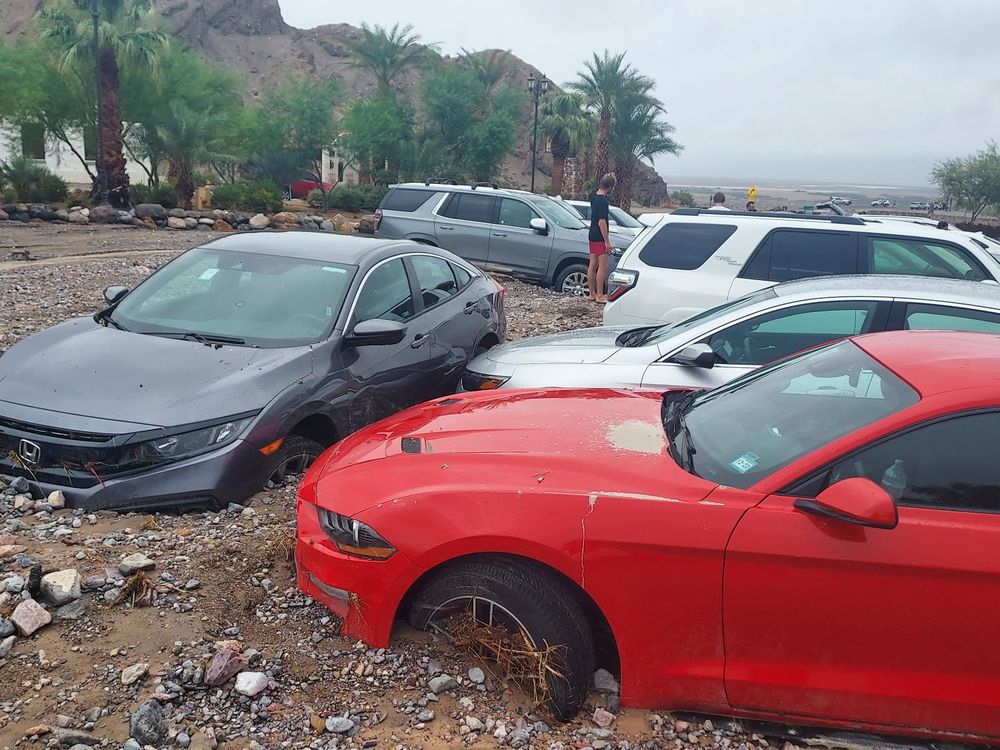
[730,452,759,474]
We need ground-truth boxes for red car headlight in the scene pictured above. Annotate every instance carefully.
[317,508,396,560]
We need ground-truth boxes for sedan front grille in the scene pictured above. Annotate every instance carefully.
[0,419,124,488]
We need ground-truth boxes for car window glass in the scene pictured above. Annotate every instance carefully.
[767,230,856,282]
[707,302,878,365]
[575,204,592,220]
[441,193,494,224]
[639,223,737,270]
[381,189,437,212]
[353,258,415,323]
[609,207,643,228]
[905,303,1000,334]
[452,263,473,288]
[498,198,538,229]
[823,412,1000,512]
[411,255,458,308]
[867,238,986,280]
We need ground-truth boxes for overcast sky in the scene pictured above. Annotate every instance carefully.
[278,0,1000,187]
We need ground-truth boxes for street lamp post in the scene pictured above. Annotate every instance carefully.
[526,74,549,193]
[91,0,109,206]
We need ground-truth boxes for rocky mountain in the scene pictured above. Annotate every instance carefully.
[3,0,670,204]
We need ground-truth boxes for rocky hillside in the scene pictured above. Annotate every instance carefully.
[3,0,670,205]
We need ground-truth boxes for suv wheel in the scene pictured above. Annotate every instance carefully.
[554,264,589,297]
[409,556,595,720]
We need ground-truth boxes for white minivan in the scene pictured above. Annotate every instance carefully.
[603,209,1000,327]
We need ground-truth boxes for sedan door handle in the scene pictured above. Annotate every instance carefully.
[463,301,478,314]
[439,225,454,231]
[492,232,508,237]
[410,333,429,349]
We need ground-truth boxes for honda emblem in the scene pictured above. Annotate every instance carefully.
[18,439,41,465]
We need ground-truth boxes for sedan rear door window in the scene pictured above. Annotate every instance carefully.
[411,255,459,308]
[354,258,415,323]
[904,303,1000,334]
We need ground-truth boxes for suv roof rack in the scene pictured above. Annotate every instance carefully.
[470,181,499,190]
[423,176,458,186]
[671,208,865,225]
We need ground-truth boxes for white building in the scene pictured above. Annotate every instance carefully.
[0,122,151,187]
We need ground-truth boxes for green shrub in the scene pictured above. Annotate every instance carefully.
[211,179,283,213]
[67,188,92,208]
[131,183,178,208]
[0,155,50,201]
[325,184,389,213]
[130,183,151,204]
[306,188,326,209]
[2,187,16,204]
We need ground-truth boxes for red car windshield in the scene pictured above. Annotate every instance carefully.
[668,341,919,489]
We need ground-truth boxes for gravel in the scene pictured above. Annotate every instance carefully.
[0,227,788,750]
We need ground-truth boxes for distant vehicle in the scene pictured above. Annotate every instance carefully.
[375,182,630,295]
[564,199,644,240]
[910,201,930,211]
[285,174,334,200]
[603,207,1000,327]
[830,196,853,206]
[871,198,892,207]
[934,201,950,211]
[0,234,505,511]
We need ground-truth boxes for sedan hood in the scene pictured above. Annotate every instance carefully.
[0,318,313,430]
[481,326,634,366]
[310,387,717,517]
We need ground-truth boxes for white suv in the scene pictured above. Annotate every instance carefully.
[604,208,1000,326]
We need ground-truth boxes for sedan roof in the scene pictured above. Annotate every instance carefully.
[773,275,1000,307]
[200,231,414,264]
[854,330,1000,397]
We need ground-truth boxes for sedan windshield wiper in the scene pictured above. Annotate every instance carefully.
[616,325,663,347]
[94,309,129,332]
[148,331,247,346]
[663,391,700,475]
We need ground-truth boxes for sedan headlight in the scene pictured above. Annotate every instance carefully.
[318,508,396,560]
[461,370,510,391]
[119,416,254,470]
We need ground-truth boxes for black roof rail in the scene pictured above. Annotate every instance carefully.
[423,176,458,186]
[670,208,865,225]
[470,181,499,190]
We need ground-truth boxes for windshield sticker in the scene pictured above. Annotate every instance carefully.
[322,266,347,274]
[730,452,759,474]
[199,268,219,280]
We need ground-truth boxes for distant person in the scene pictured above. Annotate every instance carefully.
[708,191,730,211]
[745,200,757,211]
[587,173,616,303]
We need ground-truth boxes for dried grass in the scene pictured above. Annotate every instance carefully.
[111,572,159,608]
[447,609,566,711]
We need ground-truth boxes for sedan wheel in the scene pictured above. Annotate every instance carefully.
[409,557,595,720]
[264,435,323,488]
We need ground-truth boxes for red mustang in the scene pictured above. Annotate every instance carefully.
[297,330,1000,743]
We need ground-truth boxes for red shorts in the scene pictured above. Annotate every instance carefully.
[589,241,608,256]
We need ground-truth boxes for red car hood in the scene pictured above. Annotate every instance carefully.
[304,388,718,516]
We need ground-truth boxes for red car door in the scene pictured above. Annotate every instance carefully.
[723,410,1000,740]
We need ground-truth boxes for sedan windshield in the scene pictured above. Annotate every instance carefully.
[111,247,356,347]
[639,288,778,346]
[668,340,918,488]
[609,207,643,229]
[530,196,587,230]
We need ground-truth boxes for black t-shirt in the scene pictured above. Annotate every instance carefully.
[589,193,610,243]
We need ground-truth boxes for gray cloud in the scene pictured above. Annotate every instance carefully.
[278,0,1000,186]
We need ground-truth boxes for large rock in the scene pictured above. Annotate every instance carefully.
[168,207,187,218]
[67,211,89,224]
[0,209,8,221]
[0,635,14,657]
[213,219,233,232]
[27,203,57,221]
[130,700,164,746]
[134,203,167,220]
[234,671,269,696]
[325,717,354,734]
[11,599,51,636]
[88,204,119,224]
[204,647,247,686]
[184,216,198,229]
[0,545,27,558]
[166,216,187,229]
[269,211,299,229]
[428,674,458,693]
[248,213,270,229]
[119,553,155,576]
[121,662,149,685]
[357,214,377,234]
[0,618,14,637]
[40,569,81,606]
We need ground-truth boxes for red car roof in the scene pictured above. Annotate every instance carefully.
[853,330,1000,397]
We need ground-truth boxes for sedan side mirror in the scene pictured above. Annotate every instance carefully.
[670,343,716,369]
[794,477,898,530]
[529,217,548,235]
[104,285,130,305]
[346,318,408,347]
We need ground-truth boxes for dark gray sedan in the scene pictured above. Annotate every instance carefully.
[0,233,505,511]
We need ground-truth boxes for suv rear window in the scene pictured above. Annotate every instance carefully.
[381,188,437,212]
[742,229,857,282]
[638,223,737,270]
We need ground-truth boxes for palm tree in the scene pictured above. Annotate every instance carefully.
[350,22,429,96]
[568,51,658,183]
[539,92,593,196]
[458,48,511,92]
[610,101,681,211]
[38,0,168,206]
[155,100,232,207]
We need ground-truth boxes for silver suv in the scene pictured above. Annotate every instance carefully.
[374,182,628,294]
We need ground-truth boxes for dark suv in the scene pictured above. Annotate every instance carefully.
[374,182,629,295]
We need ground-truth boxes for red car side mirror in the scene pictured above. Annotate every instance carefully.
[794,477,898,530]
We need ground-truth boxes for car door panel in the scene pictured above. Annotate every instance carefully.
[434,193,495,267]
[488,198,552,280]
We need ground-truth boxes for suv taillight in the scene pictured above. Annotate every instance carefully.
[607,270,638,302]
[373,209,383,232]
